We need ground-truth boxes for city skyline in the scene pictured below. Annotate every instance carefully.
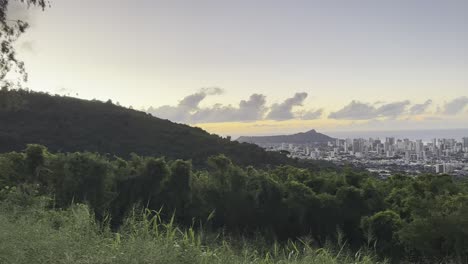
[254,133,468,177]
[7,0,468,135]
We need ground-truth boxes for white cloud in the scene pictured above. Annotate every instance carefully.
[190,94,267,123]
[328,101,377,120]
[148,90,323,123]
[266,92,308,120]
[298,109,323,120]
[148,91,468,126]
[148,87,223,123]
[409,100,432,115]
[375,100,410,117]
[442,96,468,115]
[329,100,411,120]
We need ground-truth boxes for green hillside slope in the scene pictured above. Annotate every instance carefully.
[0,89,293,167]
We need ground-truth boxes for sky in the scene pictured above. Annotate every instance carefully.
[7,0,468,137]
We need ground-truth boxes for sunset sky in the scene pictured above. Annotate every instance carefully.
[8,0,468,137]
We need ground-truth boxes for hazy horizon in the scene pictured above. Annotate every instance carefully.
[229,127,468,140]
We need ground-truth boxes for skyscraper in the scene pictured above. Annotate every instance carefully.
[386,137,395,145]
[463,137,468,148]
[415,139,424,160]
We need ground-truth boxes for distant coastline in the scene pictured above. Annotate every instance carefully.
[324,128,468,142]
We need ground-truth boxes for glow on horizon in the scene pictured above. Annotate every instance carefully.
[195,113,468,138]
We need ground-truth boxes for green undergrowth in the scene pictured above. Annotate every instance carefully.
[0,188,386,264]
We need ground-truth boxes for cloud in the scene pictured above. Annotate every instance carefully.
[266,92,308,120]
[148,87,223,123]
[298,109,323,120]
[409,100,432,115]
[148,90,322,123]
[200,87,224,96]
[190,94,267,123]
[55,86,76,95]
[149,90,454,125]
[329,100,410,120]
[149,89,268,123]
[375,100,410,117]
[442,96,468,115]
[180,87,223,109]
[328,101,377,120]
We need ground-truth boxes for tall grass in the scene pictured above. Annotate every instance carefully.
[0,188,386,264]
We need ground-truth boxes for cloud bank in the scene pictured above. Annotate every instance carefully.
[328,100,412,120]
[148,89,466,124]
[148,90,321,123]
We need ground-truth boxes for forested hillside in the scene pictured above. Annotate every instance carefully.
[0,89,294,167]
[1,145,468,262]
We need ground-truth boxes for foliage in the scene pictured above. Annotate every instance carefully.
[0,188,387,264]
[1,146,468,262]
[0,0,48,89]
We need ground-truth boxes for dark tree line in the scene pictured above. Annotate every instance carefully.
[1,145,468,262]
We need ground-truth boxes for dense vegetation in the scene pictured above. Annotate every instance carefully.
[1,145,468,263]
[0,89,304,168]
[0,188,385,264]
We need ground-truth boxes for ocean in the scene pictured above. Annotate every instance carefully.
[324,128,468,142]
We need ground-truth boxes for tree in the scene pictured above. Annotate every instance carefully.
[162,160,193,223]
[141,157,169,204]
[361,210,403,258]
[1,0,48,89]
[58,152,115,216]
[24,143,46,182]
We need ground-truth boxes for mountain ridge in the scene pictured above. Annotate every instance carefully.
[237,129,334,144]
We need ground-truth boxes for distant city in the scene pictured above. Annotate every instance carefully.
[242,131,468,178]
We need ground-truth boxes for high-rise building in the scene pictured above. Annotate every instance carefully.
[386,150,394,158]
[405,151,411,161]
[353,139,364,153]
[435,164,444,174]
[463,137,468,148]
[384,142,390,152]
[415,139,424,159]
[430,138,437,153]
[386,137,395,145]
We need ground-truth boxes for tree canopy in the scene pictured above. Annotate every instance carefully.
[0,0,48,89]
[2,146,468,262]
